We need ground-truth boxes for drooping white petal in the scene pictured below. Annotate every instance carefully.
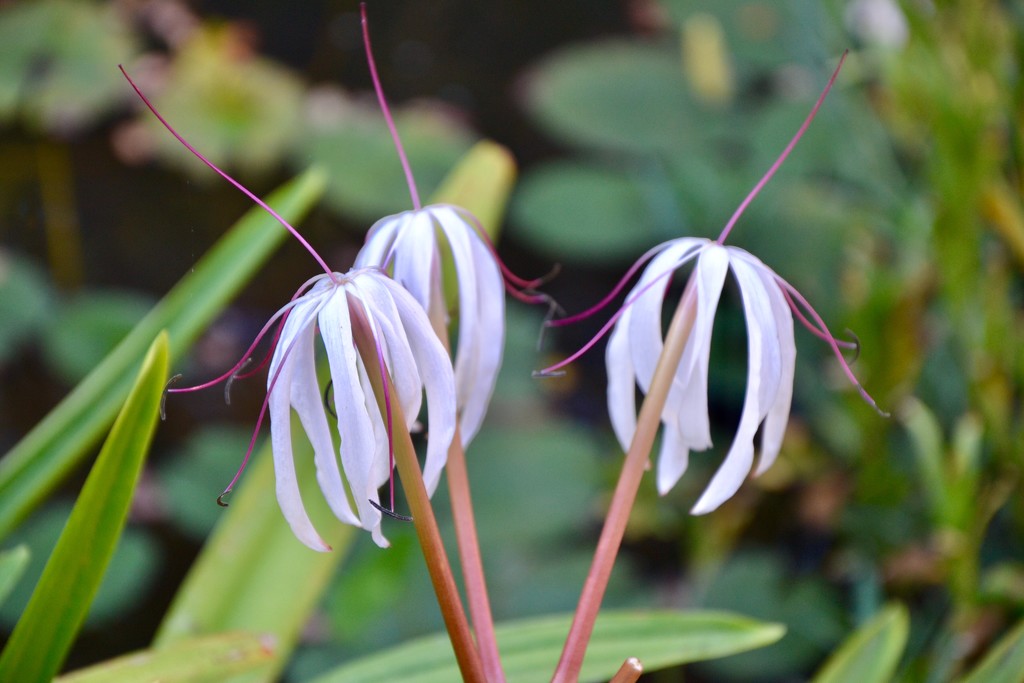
[268,293,333,551]
[656,418,692,494]
[752,268,795,476]
[691,253,779,514]
[606,302,638,451]
[356,212,406,269]
[668,243,729,450]
[391,211,438,311]
[377,275,457,495]
[433,206,505,444]
[319,288,387,547]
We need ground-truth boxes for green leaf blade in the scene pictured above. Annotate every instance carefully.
[54,632,274,683]
[957,619,1024,683]
[811,604,909,683]
[311,609,785,683]
[0,332,170,683]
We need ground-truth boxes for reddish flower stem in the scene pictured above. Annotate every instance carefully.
[349,301,486,683]
[550,280,698,683]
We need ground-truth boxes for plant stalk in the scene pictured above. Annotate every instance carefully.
[551,281,697,683]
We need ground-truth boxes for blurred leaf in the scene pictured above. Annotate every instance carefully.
[0,167,325,540]
[156,425,253,539]
[697,551,846,680]
[0,251,53,365]
[0,545,29,610]
[0,0,137,133]
[145,26,304,176]
[0,332,168,683]
[431,139,516,239]
[956,618,1024,683]
[811,604,909,683]
[55,632,275,683]
[511,161,661,264]
[41,289,155,385]
[523,40,700,154]
[296,98,475,222]
[311,609,785,683]
[154,425,356,683]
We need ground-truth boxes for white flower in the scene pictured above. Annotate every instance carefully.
[268,267,456,550]
[606,238,797,514]
[355,204,505,445]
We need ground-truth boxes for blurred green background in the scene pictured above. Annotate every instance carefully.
[0,0,1022,680]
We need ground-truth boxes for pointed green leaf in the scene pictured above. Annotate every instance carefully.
[431,139,516,240]
[0,545,30,610]
[956,619,1024,683]
[0,333,169,683]
[311,610,785,683]
[811,604,909,683]
[0,167,325,539]
[153,423,355,683]
[54,632,274,683]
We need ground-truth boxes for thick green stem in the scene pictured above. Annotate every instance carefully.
[349,300,486,683]
[551,282,697,683]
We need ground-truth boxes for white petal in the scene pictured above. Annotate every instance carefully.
[268,295,332,551]
[355,213,403,269]
[282,295,361,527]
[391,211,438,311]
[606,303,638,451]
[319,288,387,547]
[433,207,504,444]
[656,419,691,494]
[691,254,778,514]
[754,270,795,476]
[378,275,457,495]
[668,243,728,451]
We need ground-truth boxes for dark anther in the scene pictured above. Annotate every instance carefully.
[160,374,183,421]
[369,499,413,522]
[532,369,566,379]
[536,295,567,350]
[224,358,253,406]
[216,491,231,507]
[323,380,336,418]
[844,329,862,363]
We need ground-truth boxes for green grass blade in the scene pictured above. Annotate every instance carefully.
[153,422,355,683]
[310,609,785,683]
[0,333,169,683]
[811,604,909,683]
[54,632,275,683]
[0,168,325,539]
[956,619,1024,683]
[0,545,30,609]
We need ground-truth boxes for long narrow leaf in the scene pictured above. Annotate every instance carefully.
[55,632,275,683]
[153,425,355,683]
[0,545,30,609]
[0,333,169,683]
[0,168,325,539]
[811,604,909,683]
[311,610,786,683]
[956,619,1024,683]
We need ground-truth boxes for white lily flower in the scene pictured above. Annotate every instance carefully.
[606,238,796,514]
[268,267,457,550]
[355,204,506,446]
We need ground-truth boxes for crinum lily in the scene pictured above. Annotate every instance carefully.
[542,51,885,514]
[121,68,456,550]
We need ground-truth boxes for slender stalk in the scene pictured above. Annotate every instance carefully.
[426,285,506,682]
[609,658,644,683]
[551,281,698,683]
[349,302,486,683]
[446,431,505,682]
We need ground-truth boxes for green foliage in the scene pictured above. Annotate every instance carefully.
[0,332,168,683]
[810,604,909,683]
[310,610,784,683]
[957,618,1024,683]
[0,546,29,610]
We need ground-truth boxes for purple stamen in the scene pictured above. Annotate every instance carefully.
[119,66,339,281]
[782,287,858,350]
[716,51,848,245]
[361,4,422,211]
